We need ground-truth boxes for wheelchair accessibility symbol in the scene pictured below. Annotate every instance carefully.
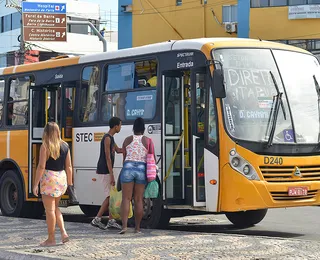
[283,129,294,142]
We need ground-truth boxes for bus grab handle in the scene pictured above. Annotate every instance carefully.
[164,131,184,182]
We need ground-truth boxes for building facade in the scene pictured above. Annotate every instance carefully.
[118,0,320,55]
[118,0,250,49]
[250,0,320,55]
[0,0,117,67]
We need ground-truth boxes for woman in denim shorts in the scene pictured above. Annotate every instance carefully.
[119,117,156,234]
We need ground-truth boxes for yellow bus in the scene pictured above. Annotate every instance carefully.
[1,38,320,228]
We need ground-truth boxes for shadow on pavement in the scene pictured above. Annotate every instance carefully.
[167,223,304,239]
[58,213,304,240]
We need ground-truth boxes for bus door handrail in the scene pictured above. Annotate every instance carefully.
[164,131,184,182]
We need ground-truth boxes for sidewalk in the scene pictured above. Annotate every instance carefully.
[0,216,319,260]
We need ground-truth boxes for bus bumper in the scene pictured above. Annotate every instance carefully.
[219,164,320,212]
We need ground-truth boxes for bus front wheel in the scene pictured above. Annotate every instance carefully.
[0,170,24,217]
[225,209,268,228]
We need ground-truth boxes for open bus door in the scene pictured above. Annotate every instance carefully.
[162,68,208,208]
[28,85,60,198]
[162,71,185,205]
[28,82,76,205]
[190,68,206,207]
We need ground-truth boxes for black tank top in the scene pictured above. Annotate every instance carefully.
[96,134,115,174]
[45,142,69,171]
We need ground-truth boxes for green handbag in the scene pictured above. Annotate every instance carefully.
[144,180,159,199]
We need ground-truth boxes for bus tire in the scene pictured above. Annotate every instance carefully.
[119,176,171,229]
[79,204,101,217]
[225,209,268,228]
[0,170,24,217]
[128,197,171,229]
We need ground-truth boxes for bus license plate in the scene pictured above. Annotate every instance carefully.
[59,200,68,207]
[288,187,307,196]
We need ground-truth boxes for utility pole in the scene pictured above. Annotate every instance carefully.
[20,0,25,65]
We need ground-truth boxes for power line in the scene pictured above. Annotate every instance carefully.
[98,0,226,14]
[125,0,214,13]
[98,0,237,17]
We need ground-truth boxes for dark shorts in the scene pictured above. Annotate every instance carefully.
[120,161,147,185]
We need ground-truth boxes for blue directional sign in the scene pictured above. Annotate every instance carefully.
[22,2,66,14]
[22,2,67,42]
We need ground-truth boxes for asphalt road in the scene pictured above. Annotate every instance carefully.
[57,206,320,242]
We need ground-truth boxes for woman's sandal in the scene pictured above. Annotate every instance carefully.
[62,236,70,244]
[119,228,127,235]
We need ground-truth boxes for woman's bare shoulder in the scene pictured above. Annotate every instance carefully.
[142,135,150,147]
[123,135,133,146]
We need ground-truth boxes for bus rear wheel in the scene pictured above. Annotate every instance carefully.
[0,170,24,217]
[225,209,268,228]
[129,197,171,229]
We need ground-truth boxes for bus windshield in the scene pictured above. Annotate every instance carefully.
[213,48,320,144]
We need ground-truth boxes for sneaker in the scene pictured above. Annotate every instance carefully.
[106,219,122,229]
[91,217,106,230]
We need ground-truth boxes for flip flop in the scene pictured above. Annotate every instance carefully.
[119,228,127,235]
[62,236,70,243]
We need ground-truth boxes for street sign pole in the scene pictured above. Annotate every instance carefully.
[67,20,107,52]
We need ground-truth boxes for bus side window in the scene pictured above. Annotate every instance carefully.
[79,65,100,123]
[7,76,31,126]
[0,78,4,124]
[208,88,217,146]
[102,59,158,122]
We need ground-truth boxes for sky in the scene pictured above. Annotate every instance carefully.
[79,0,118,31]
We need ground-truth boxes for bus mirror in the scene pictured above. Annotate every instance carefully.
[213,69,226,98]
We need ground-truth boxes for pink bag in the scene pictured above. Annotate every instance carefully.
[146,138,157,182]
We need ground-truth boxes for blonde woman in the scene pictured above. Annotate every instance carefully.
[33,122,72,246]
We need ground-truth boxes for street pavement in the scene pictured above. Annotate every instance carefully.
[0,207,320,259]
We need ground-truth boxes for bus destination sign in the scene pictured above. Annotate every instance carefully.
[22,2,67,42]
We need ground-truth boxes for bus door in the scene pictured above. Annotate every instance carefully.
[162,71,185,204]
[28,85,60,196]
[60,82,76,150]
[190,68,206,207]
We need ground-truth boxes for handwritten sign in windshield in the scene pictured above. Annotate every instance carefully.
[216,50,281,119]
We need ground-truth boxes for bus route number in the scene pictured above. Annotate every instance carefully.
[264,157,283,165]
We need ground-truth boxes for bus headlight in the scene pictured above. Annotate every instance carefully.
[229,149,260,181]
[243,165,250,175]
[231,157,240,167]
